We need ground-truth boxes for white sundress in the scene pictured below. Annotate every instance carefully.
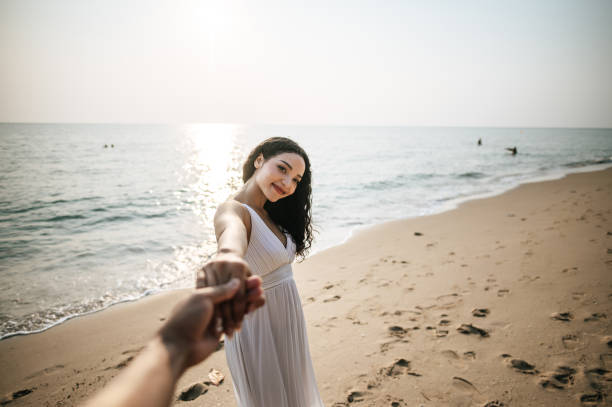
[224,203,324,407]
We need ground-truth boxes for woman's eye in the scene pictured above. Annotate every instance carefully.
[277,165,286,173]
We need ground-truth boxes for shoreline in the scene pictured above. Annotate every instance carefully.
[1,167,611,406]
[319,162,612,253]
[4,163,611,342]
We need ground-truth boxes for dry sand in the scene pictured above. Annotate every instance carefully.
[1,168,611,407]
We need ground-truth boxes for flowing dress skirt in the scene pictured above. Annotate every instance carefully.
[225,265,324,407]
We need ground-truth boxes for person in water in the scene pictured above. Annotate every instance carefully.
[506,146,517,155]
[200,137,323,406]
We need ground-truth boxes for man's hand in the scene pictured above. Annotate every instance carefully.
[160,275,264,374]
[197,253,252,337]
[84,277,265,407]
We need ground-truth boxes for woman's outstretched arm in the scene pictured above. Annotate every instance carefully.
[199,200,253,337]
[213,200,250,257]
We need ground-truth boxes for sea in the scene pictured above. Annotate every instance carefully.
[1,124,611,339]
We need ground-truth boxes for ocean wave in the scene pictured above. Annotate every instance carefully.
[1,196,103,215]
[39,214,88,222]
[563,157,612,168]
[0,294,153,340]
[456,171,487,179]
[360,173,439,191]
[81,215,134,227]
[142,210,172,219]
[0,204,48,215]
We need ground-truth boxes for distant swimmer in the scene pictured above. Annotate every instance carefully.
[104,144,108,148]
[506,146,517,155]
[111,144,114,148]
[477,138,482,146]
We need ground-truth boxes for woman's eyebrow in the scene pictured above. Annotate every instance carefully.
[280,159,302,179]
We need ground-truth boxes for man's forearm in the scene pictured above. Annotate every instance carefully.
[83,337,185,407]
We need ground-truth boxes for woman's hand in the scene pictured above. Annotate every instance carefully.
[197,252,252,337]
[159,279,241,374]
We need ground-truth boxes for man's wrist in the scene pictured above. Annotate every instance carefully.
[152,336,189,378]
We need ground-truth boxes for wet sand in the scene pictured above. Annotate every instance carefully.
[1,167,611,406]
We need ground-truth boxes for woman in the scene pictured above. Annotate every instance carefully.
[200,137,323,406]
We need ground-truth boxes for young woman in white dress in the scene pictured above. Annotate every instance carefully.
[199,137,324,407]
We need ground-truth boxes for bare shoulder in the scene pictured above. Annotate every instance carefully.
[214,199,250,228]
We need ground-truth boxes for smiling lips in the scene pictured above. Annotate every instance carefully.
[272,183,287,195]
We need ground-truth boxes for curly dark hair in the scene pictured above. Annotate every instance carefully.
[242,137,313,258]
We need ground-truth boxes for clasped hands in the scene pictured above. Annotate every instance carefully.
[196,252,256,339]
[158,254,263,376]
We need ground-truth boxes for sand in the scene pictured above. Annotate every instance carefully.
[1,168,611,406]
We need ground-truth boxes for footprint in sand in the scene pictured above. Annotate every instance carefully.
[584,368,611,392]
[497,289,510,297]
[379,340,398,353]
[110,356,135,370]
[463,351,476,360]
[1,388,36,405]
[472,308,490,318]
[452,376,480,394]
[457,324,489,337]
[579,392,604,405]
[388,398,407,407]
[501,355,538,374]
[518,275,540,283]
[24,364,65,379]
[584,313,607,322]
[442,350,469,369]
[435,329,449,338]
[442,349,461,360]
[437,293,459,301]
[323,295,341,303]
[107,347,144,369]
[551,312,574,322]
[345,390,370,403]
[562,334,581,349]
[381,358,422,378]
[178,383,208,401]
[388,325,408,336]
[539,365,577,390]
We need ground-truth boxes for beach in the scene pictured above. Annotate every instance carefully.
[1,167,611,406]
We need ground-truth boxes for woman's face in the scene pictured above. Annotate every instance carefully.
[253,152,306,202]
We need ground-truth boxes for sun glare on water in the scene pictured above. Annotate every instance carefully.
[158,123,246,287]
[181,123,245,225]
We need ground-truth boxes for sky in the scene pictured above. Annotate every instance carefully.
[1,0,611,127]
